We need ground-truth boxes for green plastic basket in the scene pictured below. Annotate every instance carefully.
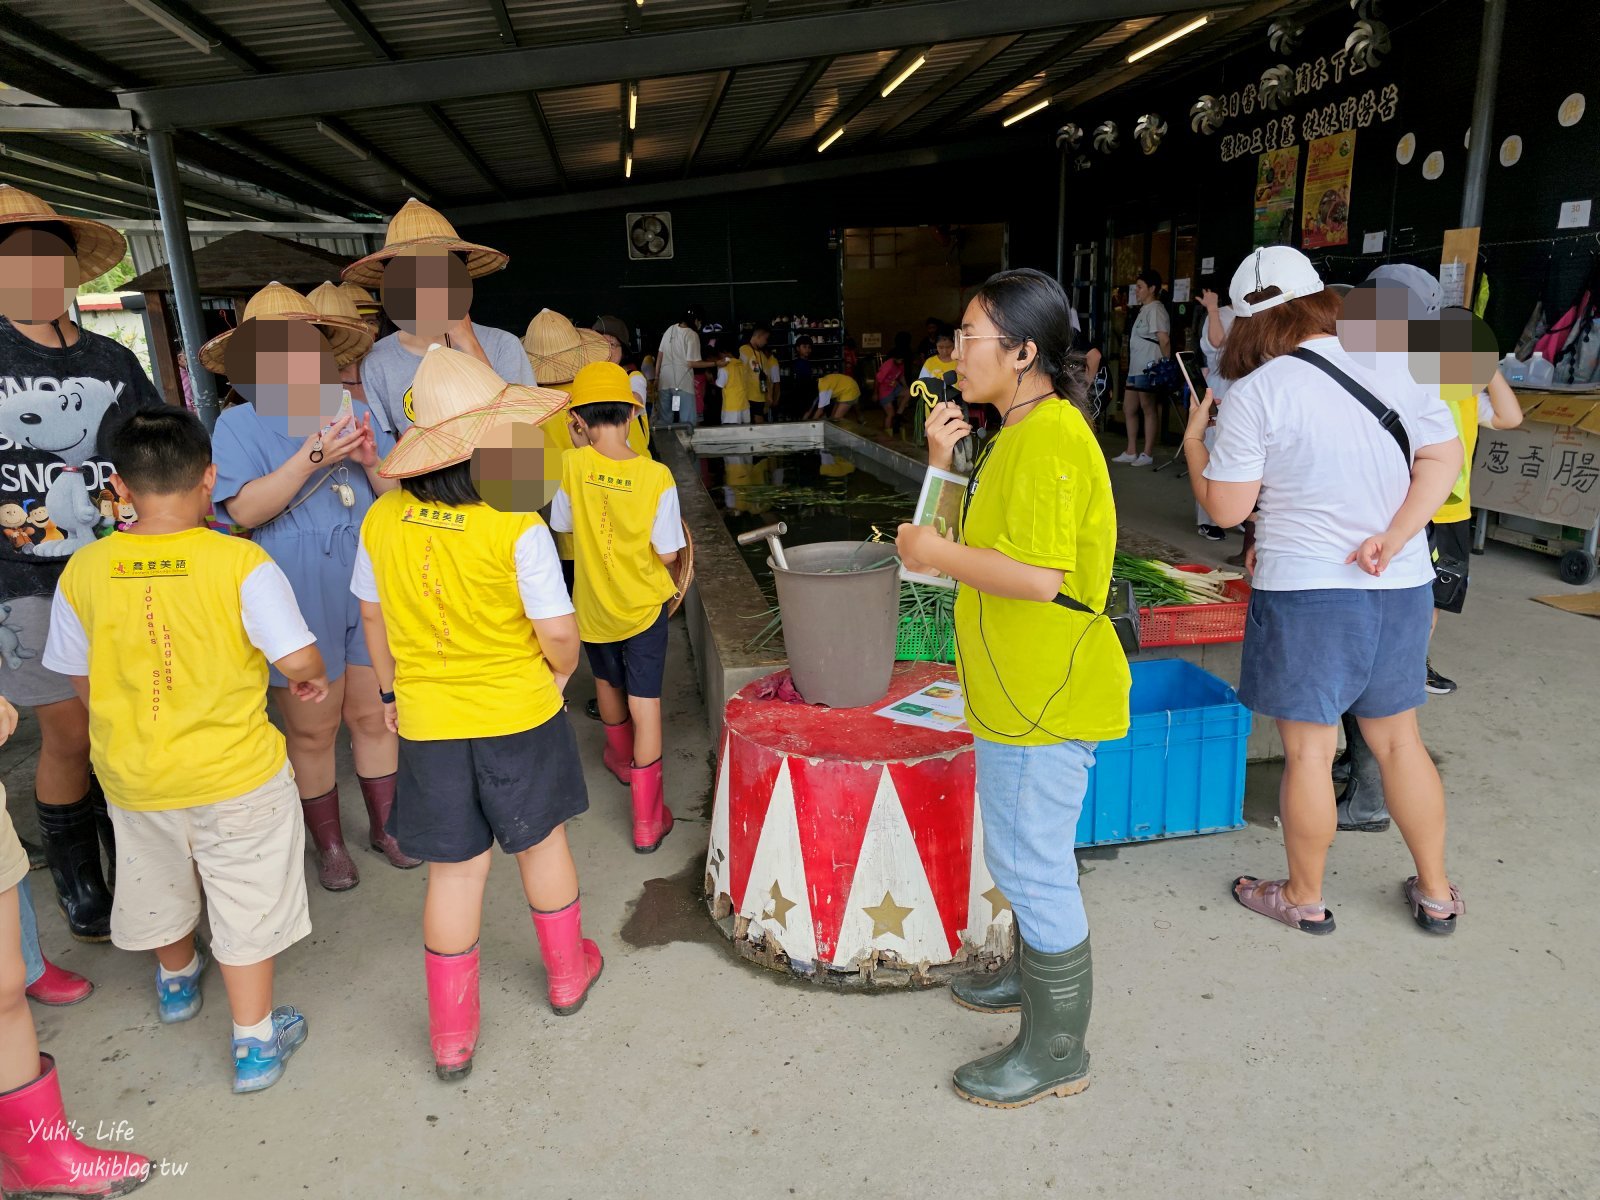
[896,611,955,662]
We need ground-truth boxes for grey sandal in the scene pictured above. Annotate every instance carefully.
[1232,876,1336,935]
[1403,877,1463,935]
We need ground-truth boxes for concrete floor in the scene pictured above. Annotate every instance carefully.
[5,449,1598,1199]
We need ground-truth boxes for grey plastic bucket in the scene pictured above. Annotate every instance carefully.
[769,541,901,709]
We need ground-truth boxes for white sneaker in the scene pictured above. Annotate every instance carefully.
[1111,451,1138,464]
[1132,454,1153,467]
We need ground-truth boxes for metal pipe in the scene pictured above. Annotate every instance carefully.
[1055,146,1068,285]
[1459,0,1507,229]
[146,130,219,429]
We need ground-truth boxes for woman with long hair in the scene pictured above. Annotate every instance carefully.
[1185,247,1465,936]
[1113,267,1170,467]
[897,268,1130,1108]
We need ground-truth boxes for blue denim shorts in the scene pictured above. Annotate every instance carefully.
[1239,584,1432,725]
[1126,373,1156,391]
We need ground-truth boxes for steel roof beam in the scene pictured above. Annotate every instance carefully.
[938,21,1117,132]
[0,6,131,89]
[115,0,1217,129]
[0,108,136,134]
[526,94,568,192]
[872,35,1019,140]
[810,46,931,148]
[738,56,832,168]
[682,69,732,177]
[121,0,273,75]
[484,0,518,47]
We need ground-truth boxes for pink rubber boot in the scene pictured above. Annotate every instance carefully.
[424,945,480,1081]
[628,758,674,854]
[0,1054,150,1197]
[530,898,603,1015]
[601,720,634,785]
[25,957,94,1006]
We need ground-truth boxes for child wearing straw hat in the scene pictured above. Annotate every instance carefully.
[0,184,166,944]
[343,200,532,438]
[547,362,685,854]
[43,407,328,1095]
[352,345,601,1081]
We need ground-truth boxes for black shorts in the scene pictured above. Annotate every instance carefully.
[392,711,589,862]
[1428,519,1472,614]
[584,604,669,698]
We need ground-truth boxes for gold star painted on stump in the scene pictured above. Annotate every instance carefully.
[982,886,1012,918]
[762,880,796,930]
[862,891,914,940]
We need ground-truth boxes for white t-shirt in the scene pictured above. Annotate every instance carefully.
[548,483,685,555]
[1204,336,1459,591]
[1364,351,1496,425]
[43,559,315,674]
[1200,305,1238,399]
[657,324,701,395]
[1130,300,1170,372]
[350,523,573,619]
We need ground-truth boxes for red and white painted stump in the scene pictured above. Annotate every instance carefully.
[705,663,1010,984]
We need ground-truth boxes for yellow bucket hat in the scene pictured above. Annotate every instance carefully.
[567,360,644,410]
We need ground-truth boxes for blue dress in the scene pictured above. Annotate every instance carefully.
[212,400,395,687]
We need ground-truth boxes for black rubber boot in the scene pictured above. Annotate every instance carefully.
[952,936,1092,1108]
[950,952,1020,1014]
[87,776,116,888]
[35,794,113,943]
[1336,713,1391,832]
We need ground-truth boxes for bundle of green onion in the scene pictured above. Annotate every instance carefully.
[1113,553,1242,608]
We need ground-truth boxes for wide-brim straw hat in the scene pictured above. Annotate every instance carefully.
[199,281,372,374]
[524,308,610,386]
[378,344,568,479]
[338,281,382,313]
[307,280,362,323]
[341,198,508,287]
[0,184,126,283]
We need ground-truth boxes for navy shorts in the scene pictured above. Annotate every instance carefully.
[1427,520,1472,614]
[1239,584,1432,726]
[584,604,669,698]
[391,711,589,862]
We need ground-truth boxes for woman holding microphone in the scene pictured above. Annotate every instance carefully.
[896,269,1130,1109]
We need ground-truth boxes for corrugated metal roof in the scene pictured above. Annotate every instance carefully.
[633,72,725,179]
[756,48,898,161]
[690,59,813,170]
[828,37,990,156]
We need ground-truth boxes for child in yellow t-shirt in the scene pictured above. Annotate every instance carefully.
[354,345,599,1082]
[548,362,686,854]
[739,325,780,423]
[42,409,327,1095]
[715,348,754,425]
[806,372,861,422]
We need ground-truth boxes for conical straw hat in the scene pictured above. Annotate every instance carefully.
[523,308,610,386]
[199,281,372,373]
[0,184,126,282]
[378,344,569,479]
[307,280,361,323]
[341,197,508,287]
[338,281,381,312]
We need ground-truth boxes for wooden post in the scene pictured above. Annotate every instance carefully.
[143,291,182,407]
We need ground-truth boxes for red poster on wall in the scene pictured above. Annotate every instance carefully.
[1302,131,1356,249]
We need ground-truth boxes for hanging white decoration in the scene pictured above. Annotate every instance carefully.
[1395,132,1416,164]
[1345,19,1391,70]
[1093,120,1120,153]
[1189,96,1224,134]
[1499,135,1522,167]
[1268,21,1304,55]
[1422,150,1444,180]
[1055,123,1083,150]
[1558,93,1586,128]
[1259,65,1296,111]
[1135,113,1167,154]
[1350,0,1381,16]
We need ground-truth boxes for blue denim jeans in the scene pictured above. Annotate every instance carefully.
[657,387,698,428]
[18,875,46,987]
[974,736,1097,954]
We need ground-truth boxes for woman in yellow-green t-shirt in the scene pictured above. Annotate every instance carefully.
[896,268,1129,1111]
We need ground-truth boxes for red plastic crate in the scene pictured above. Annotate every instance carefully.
[1137,564,1251,648]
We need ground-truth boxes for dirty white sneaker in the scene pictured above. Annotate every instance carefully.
[1111,451,1138,464]
[1131,453,1153,467]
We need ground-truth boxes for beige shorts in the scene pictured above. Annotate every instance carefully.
[109,763,311,967]
[0,793,28,895]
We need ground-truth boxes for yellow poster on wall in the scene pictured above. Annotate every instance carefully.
[1252,146,1300,248]
[1302,131,1356,249]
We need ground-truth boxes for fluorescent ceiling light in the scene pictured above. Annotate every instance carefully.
[881,55,927,98]
[628,83,638,131]
[1127,14,1209,63]
[123,0,214,55]
[816,126,845,152]
[317,121,370,161]
[1001,98,1049,127]
[625,152,634,179]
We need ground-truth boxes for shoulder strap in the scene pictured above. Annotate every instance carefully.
[1288,347,1411,462]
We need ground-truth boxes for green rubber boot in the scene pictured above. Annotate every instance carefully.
[952,935,1092,1108]
[950,952,1020,1014]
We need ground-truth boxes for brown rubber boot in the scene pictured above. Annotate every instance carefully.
[358,773,422,869]
[301,786,359,891]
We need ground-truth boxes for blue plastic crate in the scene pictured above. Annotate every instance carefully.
[1075,659,1251,847]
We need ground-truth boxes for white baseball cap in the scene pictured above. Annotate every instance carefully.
[1229,246,1324,316]
[1365,262,1442,314]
